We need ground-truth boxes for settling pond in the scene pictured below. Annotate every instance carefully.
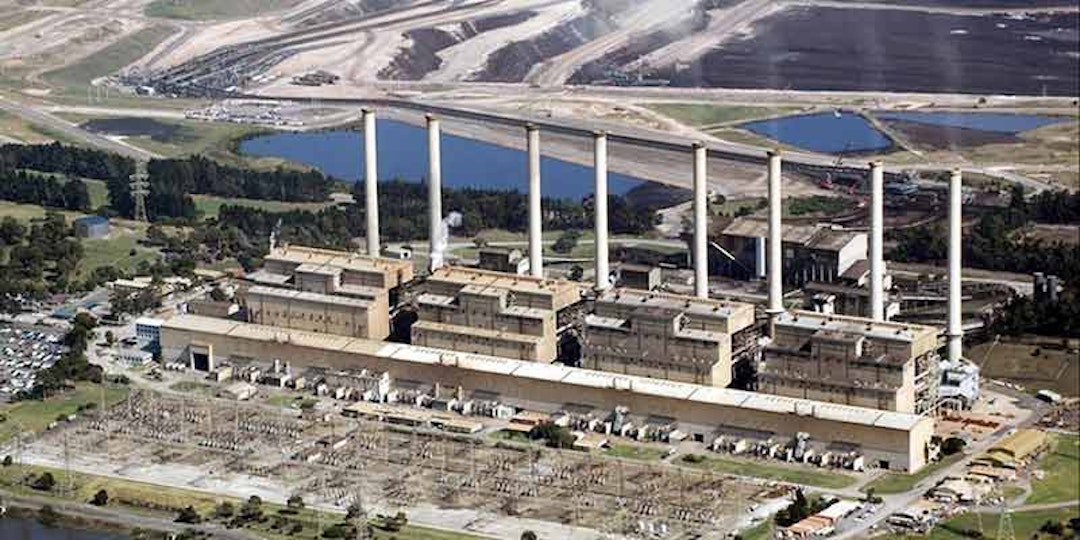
[239,119,644,200]
[738,110,1069,153]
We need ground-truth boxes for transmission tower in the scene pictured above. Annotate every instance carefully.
[130,161,149,222]
[996,506,1015,540]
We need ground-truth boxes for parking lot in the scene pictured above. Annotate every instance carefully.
[0,324,64,401]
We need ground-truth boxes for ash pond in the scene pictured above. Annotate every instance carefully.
[239,119,645,200]
[739,111,894,154]
[0,517,128,540]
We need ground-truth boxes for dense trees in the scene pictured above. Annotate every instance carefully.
[26,312,103,399]
[0,142,134,182]
[0,166,91,212]
[891,187,1080,280]
[0,212,84,310]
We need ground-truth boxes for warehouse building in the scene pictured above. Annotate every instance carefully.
[73,215,110,239]
[249,245,414,301]
[160,314,934,472]
[804,260,901,319]
[758,311,939,414]
[716,217,868,288]
[583,288,758,387]
[241,284,390,340]
[411,266,580,362]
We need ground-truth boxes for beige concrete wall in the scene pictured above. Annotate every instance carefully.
[244,290,389,340]
[161,325,929,472]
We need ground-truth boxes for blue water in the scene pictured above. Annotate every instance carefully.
[874,112,1067,133]
[0,518,127,540]
[739,111,893,154]
[239,120,644,200]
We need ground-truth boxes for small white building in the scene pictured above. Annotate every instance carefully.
[135,317,165,353]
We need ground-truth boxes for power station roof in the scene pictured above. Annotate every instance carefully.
[776,310,937,344]
[162,315,928,432]
[721,217,821,245]
[246,285,372,308]
[428,266,581,310]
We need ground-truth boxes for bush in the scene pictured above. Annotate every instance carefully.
[214,501,235,519]
[2,455,12,467]
[175,506,201,524]
[681,454,706,464]
[91,489,109,506]
[32,472,56,492]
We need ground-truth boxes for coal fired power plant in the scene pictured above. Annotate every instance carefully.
[161,107,983,475]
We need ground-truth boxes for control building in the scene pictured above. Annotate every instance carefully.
[241,285,390,340]
[160,314,934,473]
[583,288,757,387]
[411,266,580,362]
[716,217,867,287]
[758,311,939,414]
[248,245,414,303]
[476,247,529,275]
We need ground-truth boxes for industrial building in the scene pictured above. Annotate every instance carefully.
[583,288,757,387]
[411,266,579,362]
[804,260,901,319]
[160,314,934,472]
[716,217,869,288]
[758,311,940,414]
[250,244,414,300]
[241,284,390,340]
[73,215,110,238]
[476,247,529,275]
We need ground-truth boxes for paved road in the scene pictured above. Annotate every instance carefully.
[0,489,259,540]
[835,393,1048,539]
[0,95,160,160]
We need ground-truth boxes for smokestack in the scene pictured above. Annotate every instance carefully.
[427,114,443,272]
[693,143,708,299]
[527,124,543,278]
[767,151,784,317]
[869,161,885,321]
[362,108,380,256]
[594,131,610,291]
[948,169,963,363]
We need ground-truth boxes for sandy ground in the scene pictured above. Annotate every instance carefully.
[425,0,584,83]
[526,0,697,87]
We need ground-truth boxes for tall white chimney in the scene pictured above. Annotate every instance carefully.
[693,143,708,299]
[948,168,963,363]
[594,131,610,291]
[427,114,443,272]
[869,161,885,321]
[767,151,784,317]
[527,124,543,278]
[362,108,380,256]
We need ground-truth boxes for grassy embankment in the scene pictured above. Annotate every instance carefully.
[678,454,856,490]
[860,454,964,495]
[0,462,482,540]
[43,25,179,92]
[1027,433,1079,505]
[0,382,129,443]
[145,0,301,20]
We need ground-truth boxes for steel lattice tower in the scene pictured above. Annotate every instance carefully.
[130,161,149,222]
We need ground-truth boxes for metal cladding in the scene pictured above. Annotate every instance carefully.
[693,143,709,299]
[594,131,610,291]
[767,151,783,316]
[427,115,444,272]
[869,161,885,321]
[362,108,380,256]
[527,124,543,278]
[948,169,963,363]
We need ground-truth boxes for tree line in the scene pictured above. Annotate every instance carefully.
[0,166,91,212]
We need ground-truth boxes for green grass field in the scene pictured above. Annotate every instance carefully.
[43,25,179,89]
[0,383,129,443]
[861,454,964,495]
[192,195,335,219]
[604,443,666,461]
[76,229,159,280]
[910,505,1079,540]
[645,103,798,127]
[678,454,856,489]
[1028,433,1079,505]
[145,0,300,20]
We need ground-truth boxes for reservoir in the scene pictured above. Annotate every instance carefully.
[0,517,127,540]
[239,120,645,200]
[739,111,893,154]
[873,112,1067,133]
